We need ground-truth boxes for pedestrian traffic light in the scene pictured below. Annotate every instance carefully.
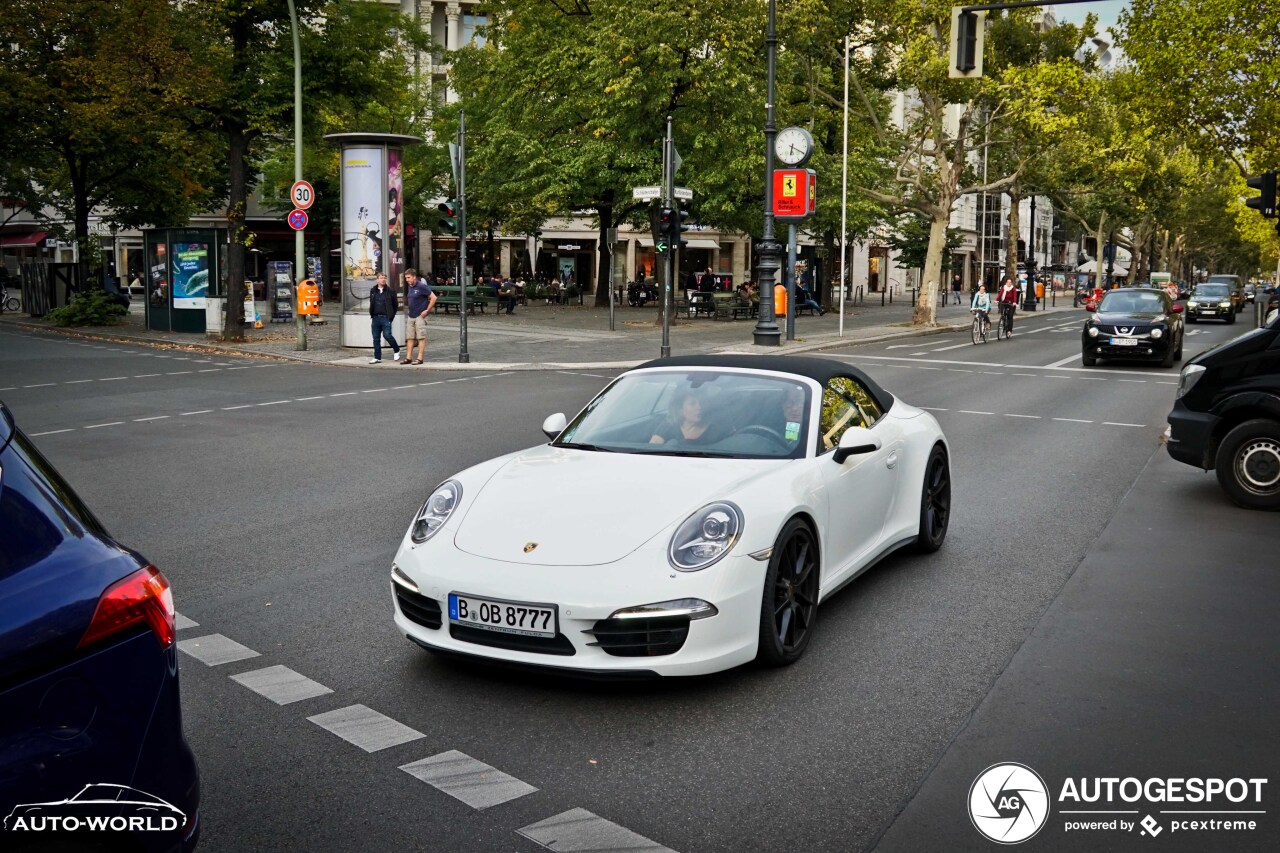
[668,206,692,251]
[654,206,675,254]
[1245,171,1276,219]
[437,199,460,234]
[949,8,986,79]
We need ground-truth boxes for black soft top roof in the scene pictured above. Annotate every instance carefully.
[634,354,894,413]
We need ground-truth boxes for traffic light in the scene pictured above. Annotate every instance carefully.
[949,8,986,79]
[1246,171,1277,218]
[670,206,692,250]
[437,199,459,234]
[654,206,674,254]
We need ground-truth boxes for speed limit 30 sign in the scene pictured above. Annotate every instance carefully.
[290,180,315,210]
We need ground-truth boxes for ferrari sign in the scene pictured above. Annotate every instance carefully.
[773,169,816,221]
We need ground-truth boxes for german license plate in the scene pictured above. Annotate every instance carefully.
[1109,337,1139,346]
[448,593,557,638]
[1203,309,1216,314]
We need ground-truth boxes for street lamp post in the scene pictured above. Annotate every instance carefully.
[751,0,782,346]
[1023,193,1038,311]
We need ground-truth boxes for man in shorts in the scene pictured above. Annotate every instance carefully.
[402,268,436,365]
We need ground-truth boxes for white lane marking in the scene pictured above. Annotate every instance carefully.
[1047,375,1072,380]
[1004,413,1041,419]
[884,344,919,349]
[222,405,253,410]
[958,410,994,415]
[420,381,444,386]
[845,353,1174,378]
[910,351,932,356]
[1053,417,1094,423]
[177,634,261,667]
[931,342,981,352]
[1012,373,1037,377]
[330,392,356,397]
[518,808,676,853]
[919,366,941,370]
[1104,422,1147,428]
[30,428,76,436]
[294,396,325,401]
[982,371,1006,375]
[198,369,221,373]
[920,406,949,411]
[85,422,124,429]
[231,665,333,706]
[65,379,93,384]
[226,366,252,370]
[98,376,127,381]
[180,410,212,416]
[1118,379,1147,383]
[1157,381,1177,385]
[174,612,199,630]
[307,704,425,753]
[400,750,538,810]
[1044,354,1082,368]
[255,400,290,406]
[446,378,470,382]
[133,373,162,378]
[167,371,193,375]
[23,383,55,388]
[134,416,170,422]
[361,388,388,393]
[390,385,417,390]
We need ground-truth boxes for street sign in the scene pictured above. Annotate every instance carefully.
[673,186,694,201]
[290,180,315,210]
[287,209,309,231]
[632,186,662,200]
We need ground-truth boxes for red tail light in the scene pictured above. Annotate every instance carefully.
[78,565,176,649]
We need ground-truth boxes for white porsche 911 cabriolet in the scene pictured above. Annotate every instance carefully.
[391,355,950,677]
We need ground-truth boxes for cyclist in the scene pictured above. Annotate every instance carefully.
[971,283,992,330]
[996,277,1019,336]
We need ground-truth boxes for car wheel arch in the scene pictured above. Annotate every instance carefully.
[1207,397,1280,465]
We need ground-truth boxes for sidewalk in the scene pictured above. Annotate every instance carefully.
[1,291,1080,371]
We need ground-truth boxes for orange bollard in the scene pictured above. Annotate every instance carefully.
[774,283,787,316]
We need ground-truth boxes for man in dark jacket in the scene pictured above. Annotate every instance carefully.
[368,272,401,363]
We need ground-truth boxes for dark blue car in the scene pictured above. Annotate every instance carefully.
[0,403,199,852]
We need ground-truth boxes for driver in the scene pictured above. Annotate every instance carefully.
[650,389,727,445]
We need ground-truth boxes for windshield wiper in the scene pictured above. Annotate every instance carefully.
[644,449,724,458]
[556,441,616,452]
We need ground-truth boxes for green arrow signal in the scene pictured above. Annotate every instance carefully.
[656,240,670,253]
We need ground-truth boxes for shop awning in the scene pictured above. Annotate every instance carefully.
[0,230,49,248]
[636,236,721,250]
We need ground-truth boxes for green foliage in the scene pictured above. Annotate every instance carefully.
[885,215,962,271]
[44,289,128,327]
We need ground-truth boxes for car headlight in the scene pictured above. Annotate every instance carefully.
[1151,327,1163,339]
[1188,301,1198,308]
[1087,325,1099,338]
[410,480,462,543]
[1177,364,1206,398]
[1219,301,1231,308]
[668,501,743,571]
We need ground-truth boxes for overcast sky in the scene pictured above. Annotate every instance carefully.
[1052,1,1129,38]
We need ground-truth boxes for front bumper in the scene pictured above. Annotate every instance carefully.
[1082,333,1174,361]
[1167,398,1219,469]
[1186,304,1234,319]
[391,541,767,677]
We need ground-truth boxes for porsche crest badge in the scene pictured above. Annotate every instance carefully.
[523,542,538,553]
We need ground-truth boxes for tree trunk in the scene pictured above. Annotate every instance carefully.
[914,210,948,326]
[70,157,93,291]
[1004,190,1021,286]
[594,190,613,308]
[1093,217,1107,287]
[224,125,248,342]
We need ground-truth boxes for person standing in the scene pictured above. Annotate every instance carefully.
[997,277,1019,335]
[368,272,401,363]
[951,273,963,305]
[402,268,435,365]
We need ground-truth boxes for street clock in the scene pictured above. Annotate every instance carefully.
[775,126,815,167]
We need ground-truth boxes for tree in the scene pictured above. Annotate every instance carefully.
[0,0,221,283]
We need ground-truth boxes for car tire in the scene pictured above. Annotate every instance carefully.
[915,444,951,553]
[1082,352,1097,367]
[1187,315,1197,323]
[1227,312,1236,325]
[1160,343,1176,368]
[1175,333,1184,360]
[1214,419,1280,511]
[756,518,820,667]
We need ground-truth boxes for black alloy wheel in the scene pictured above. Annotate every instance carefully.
[1215,419,1280,511]
[916,444,951,552]
[756,519,820,666]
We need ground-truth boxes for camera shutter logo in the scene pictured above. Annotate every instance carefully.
[968,763,1051,844]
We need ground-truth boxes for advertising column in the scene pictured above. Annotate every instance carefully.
[326,133,421,349]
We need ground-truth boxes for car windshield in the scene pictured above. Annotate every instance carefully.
[1193,286,1229,299]
[1099,291,1166,313]
[555,370,812,459]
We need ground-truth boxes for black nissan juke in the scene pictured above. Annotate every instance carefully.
[1081,287,1185,368]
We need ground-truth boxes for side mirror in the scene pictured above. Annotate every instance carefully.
[1085,303,1097,312]
[542,413,567,440]
[832,427,881,464]
[1170,303,1184,313]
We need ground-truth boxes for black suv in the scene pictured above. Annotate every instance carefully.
[1166,314,1280,509]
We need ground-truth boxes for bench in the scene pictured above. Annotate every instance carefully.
[432,287,490,314]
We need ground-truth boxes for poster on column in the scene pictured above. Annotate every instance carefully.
[171,243,209,309]
[341,146,384,311]
[386,148,403,289]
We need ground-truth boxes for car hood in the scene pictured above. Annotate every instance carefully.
[452,444,786,566]
[1095,311,1167,324]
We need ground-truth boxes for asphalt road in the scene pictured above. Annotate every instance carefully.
[0,308,1271,853]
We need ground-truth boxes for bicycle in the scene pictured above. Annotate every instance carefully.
[1,286,19,314]
[971,308,1005,344]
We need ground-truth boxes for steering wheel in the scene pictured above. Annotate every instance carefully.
[735,424,792,448]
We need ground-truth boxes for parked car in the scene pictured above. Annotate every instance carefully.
[1167,310,1280,509]
[391,355,950,677]
[1186,283,1240,323]
[1081,287,1185,368]
[1242,283,1257,303]
[0,403,200,851]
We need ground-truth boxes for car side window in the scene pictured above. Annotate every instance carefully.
[819,376,885,451]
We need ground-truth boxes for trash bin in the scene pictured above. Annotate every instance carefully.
[774,283,788,316]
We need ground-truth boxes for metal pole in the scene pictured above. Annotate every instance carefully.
[978,108,989,294]
[1023,194,1037,310]
[287,0,307,350]
[839,35,848,338]
[752,0,782,346]
[1106,228,1115,289]
[457,111,470,363]
[661,116,674,358]
[786,224,797,340]
[607,232,615,331]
